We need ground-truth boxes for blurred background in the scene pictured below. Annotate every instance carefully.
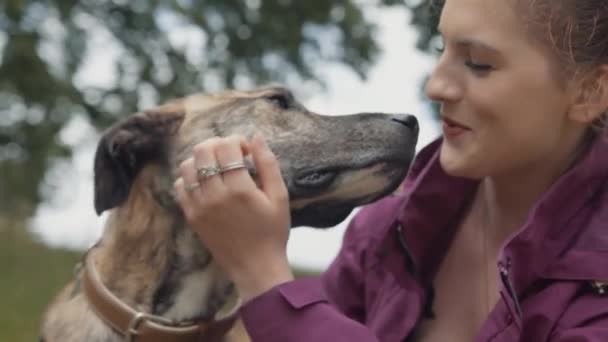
[0,0,443,340]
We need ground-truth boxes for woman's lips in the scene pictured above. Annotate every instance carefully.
[442,117,470,138]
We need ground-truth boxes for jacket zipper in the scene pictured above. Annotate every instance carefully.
[498,258,523,320]
[396,222,436,342]
[396,223,417,275]
[396,223,435,319]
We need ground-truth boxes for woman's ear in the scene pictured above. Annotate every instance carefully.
[568,65,608,124]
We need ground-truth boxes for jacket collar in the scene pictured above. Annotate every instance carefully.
[396,138,477,283]
[397,135,608,291]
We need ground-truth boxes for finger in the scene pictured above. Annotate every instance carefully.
[174,177,195,220]
[215,135,257,192]
[178,157,204,202]
[251,134,288,203]
[193,138,224,197]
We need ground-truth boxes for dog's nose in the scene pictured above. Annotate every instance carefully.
[391,114,419,132]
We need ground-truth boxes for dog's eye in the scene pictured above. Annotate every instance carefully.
[266,94,290,110]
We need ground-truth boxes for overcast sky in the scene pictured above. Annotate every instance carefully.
[29,6,440,272]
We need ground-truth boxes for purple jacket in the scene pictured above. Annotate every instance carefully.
[240,137,608,341]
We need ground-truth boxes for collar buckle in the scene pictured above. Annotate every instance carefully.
[125,312,175,342]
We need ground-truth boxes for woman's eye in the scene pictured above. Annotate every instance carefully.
[465,60,493,73]
[266,94,290,110]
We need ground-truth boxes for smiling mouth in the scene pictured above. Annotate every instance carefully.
[442,117,470,130]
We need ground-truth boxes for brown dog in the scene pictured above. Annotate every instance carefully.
[39,86,418,341]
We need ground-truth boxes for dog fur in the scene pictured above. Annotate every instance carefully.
[39,86,418,341]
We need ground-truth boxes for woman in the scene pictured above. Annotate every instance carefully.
[175,0,608,340]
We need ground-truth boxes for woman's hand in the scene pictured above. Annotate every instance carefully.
[174,134,294,302]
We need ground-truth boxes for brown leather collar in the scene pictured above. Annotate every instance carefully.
[82,252,237,342]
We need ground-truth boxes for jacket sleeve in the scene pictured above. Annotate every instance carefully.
[239,207,382,341]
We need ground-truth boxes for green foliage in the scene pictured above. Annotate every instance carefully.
[0,0,442,220]
[407,0,443,53]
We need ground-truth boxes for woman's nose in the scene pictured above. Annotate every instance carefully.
[425,63,463,103]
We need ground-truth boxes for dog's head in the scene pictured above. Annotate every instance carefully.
[93,86,418,228]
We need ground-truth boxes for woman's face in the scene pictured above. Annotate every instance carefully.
[426,0,585,179]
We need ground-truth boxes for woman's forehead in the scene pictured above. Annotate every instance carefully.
[439,0,524,41]
[439,0,541,54]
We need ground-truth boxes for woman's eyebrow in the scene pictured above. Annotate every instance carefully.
[455,38,500,54]
[437,27,500,54]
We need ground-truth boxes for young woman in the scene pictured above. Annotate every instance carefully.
[175,0,608,340]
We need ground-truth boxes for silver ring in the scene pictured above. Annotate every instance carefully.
[185,182,201,192]
[220,161,247,173]
[197,165,221,180]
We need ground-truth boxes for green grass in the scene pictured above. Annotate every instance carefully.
[0,225,81,342]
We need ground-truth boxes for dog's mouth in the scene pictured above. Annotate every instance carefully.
[288,158,412,228]
[294,169,338,189]
[291,155,410,191]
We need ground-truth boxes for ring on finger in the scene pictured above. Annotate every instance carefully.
[220,161,247,174]
[197,165,221,180]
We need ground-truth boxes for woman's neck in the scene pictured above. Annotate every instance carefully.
[475,131,591,242]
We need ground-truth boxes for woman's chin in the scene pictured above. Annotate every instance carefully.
[439,146,483,179]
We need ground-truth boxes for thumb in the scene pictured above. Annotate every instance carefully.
[251,134,288,203]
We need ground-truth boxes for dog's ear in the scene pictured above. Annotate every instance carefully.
[94,110,184,215]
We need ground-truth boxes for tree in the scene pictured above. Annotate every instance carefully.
[0,0,442,220]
